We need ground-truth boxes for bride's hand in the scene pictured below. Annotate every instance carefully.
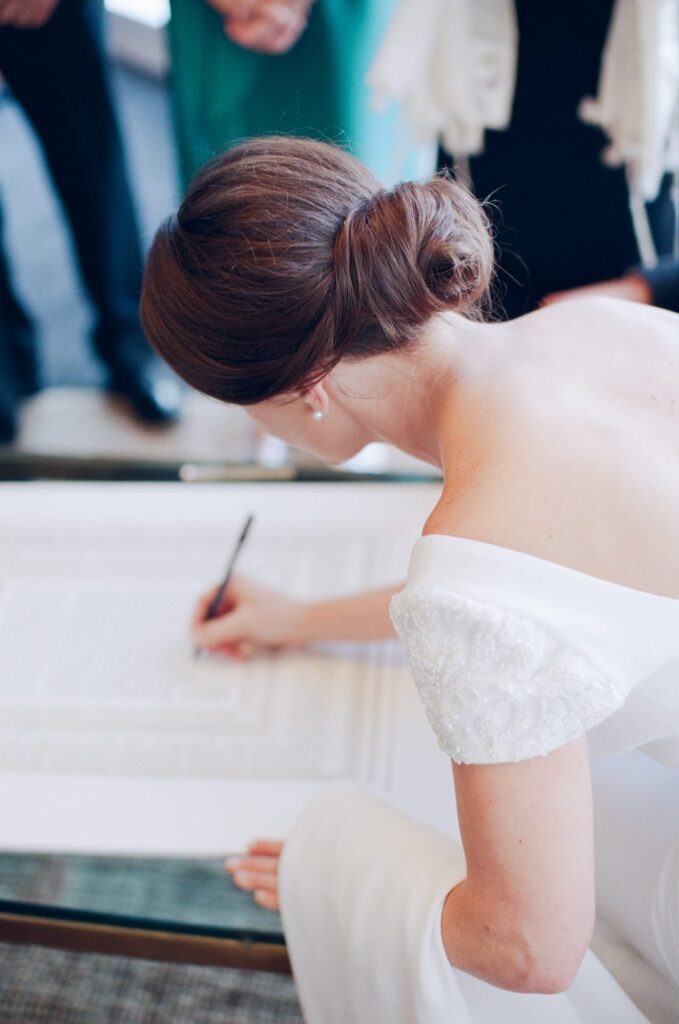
[226,839,284,910]
[191,576,307,657]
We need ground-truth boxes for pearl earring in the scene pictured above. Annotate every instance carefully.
[311,410,324,422]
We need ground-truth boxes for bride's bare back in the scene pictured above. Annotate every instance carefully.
[431,297,679,597]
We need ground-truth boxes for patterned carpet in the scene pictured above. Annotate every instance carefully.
[0,943,303,1024]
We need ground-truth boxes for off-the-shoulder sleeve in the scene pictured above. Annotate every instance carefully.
[390,585,625,764]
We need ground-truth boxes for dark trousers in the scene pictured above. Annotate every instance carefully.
[0,201,36,412]
[0,0,151,378]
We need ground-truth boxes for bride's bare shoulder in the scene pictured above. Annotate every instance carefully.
[529,295,678,335]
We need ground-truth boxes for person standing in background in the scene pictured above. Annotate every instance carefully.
[0,0,182,444]
[369,0,679,317]
[167,0,424,188]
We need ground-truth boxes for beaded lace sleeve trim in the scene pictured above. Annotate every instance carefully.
[390,585,624,764]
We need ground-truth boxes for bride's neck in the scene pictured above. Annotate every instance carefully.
[332,312,507,467]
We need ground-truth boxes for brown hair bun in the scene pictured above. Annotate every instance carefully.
[141,137,493,405]
[332,177,493,357]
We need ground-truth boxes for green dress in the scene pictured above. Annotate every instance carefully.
[167,0,419,188]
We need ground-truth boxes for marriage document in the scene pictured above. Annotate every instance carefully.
[0,482,453,854]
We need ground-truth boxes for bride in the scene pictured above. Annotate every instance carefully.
[141,136,679,1022]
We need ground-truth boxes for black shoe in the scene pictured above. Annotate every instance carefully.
[110,363,183,426]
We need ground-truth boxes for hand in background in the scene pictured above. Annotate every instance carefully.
[226,839,283,910]
[206,0,312,54]
[541,272,653,307]
[192,575,308,658]
[0,0,60,28]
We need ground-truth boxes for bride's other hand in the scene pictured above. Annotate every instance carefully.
[541,272,652,307]
[192,576,307,657]
[226,839,284,910]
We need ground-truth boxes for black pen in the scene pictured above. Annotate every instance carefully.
[195,513,255,655]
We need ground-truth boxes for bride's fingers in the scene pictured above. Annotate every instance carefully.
[254,889,279,910]
[225,845,282,909]
[231,868,279,893]
[226,854,279,875]
[224,839,284,897]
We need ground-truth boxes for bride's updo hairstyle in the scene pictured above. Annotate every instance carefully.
[141,136,493,405]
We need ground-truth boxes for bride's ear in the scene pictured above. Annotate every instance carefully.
[302,381,330,421]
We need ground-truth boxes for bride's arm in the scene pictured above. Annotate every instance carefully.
[296,584,400,642]
[191,577,399,654]
[228,739,597,994]
[441,738,595,993]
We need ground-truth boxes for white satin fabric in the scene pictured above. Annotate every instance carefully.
[280,786,650,1024]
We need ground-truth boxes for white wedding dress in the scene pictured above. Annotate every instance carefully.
[279,536,679,1024]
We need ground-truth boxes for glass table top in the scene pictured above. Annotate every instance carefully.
[0,852,284,944]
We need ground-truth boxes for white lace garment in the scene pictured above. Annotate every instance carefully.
[390,535,679,767]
